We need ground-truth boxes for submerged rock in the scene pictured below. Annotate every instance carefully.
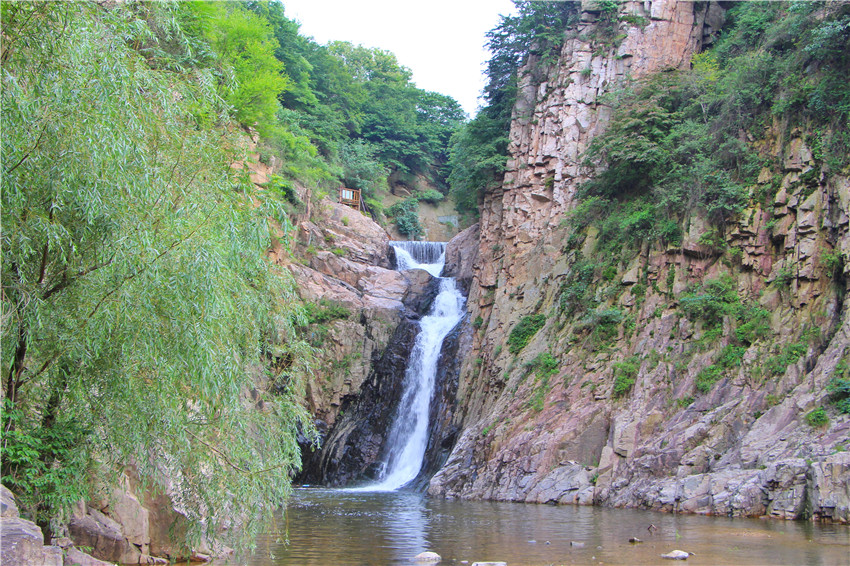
[661,550,694,560]
[413,550,442,562]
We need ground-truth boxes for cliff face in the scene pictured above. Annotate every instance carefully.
[428,0,850,523]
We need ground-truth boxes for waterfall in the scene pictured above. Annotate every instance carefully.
[392,241,446,277]
[358,241,465,491]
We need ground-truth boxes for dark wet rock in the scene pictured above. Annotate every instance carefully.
[402,269,440,315]
[298,318,420,486]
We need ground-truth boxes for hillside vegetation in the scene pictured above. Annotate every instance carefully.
[1,0,465,552]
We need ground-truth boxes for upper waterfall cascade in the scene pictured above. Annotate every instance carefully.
[356,241,465,491]
[392,241,446,277]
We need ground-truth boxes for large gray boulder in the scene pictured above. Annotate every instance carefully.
[0,485,63,566]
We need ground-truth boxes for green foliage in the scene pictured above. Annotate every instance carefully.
[1,400,89,532]
[387,198,423,239]
[526,352,560,380]
[338,140,388,200]
[266,175,301,206]
[579,307,624,346]
[326,42,465,181]
[696,365,723,393]
[508,314,547,354]
[1,2,312,550]
[189,1,289,133]
[764,341,808,376]
[417,188,446,205]
[473,316,484,329]
[679,276,739,330]
[612,355,640,398]
[234,2,465,203]
[525,353,558,412]
[575,2,850,245]
[581,71,756,229]
[303,300,351,324]
[447,110,509,217]
[821,247,845,280]
[718,2,850,169]
[827,359,850,414]
[805,406,829,427]
[718,345,746,369]
[558,257,598,315]
[734,304,772,345]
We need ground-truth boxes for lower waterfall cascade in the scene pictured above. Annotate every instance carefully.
[359,241,466,491]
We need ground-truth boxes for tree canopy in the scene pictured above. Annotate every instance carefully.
[1,1,312,549]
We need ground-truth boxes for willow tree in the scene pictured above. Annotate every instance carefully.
[1,1,312,549]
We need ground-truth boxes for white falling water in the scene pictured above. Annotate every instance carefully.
[355,241,465,491]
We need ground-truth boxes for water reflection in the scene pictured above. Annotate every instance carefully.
[238,488,850,566]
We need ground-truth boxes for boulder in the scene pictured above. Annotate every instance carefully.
[106,486,149,548]
[808,451,850,523]
[0,486,63,566]
[1,485,18,518]
[69,505,140,564]
[64,546,115,566]
[413,551,442,562]
[444,223,480,293]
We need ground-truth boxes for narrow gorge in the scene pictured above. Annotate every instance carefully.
[297,0,850,524]
[3,1,850,564]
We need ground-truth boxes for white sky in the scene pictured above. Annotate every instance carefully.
[280,0,518,117]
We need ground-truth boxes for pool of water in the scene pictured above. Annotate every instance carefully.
[234,488,849,566]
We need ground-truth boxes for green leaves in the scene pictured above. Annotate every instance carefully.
[612,356,640,398]
[2,2,312,551]
[189,1,289,133]
[387,198,423,239]
[1,399,89,531]
[507,314,547,354]
[678,276,739,330]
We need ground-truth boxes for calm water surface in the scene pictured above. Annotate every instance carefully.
[234,487,849,566]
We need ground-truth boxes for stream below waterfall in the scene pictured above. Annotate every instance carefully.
[234,488,849,566]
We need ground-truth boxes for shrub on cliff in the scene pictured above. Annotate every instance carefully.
[508,314,547,354]
[387,198,424,239]
[827,360,850,414]
[612,356,640,398]
[679,276,739,330]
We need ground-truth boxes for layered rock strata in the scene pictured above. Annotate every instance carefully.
[427,0,850,523]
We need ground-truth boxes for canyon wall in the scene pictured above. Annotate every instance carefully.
[428,0,850,523]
